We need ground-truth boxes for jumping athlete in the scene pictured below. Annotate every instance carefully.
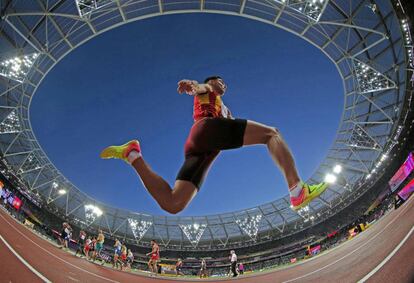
[100,76,328,214]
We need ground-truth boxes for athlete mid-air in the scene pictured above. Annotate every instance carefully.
[100,76,328,214]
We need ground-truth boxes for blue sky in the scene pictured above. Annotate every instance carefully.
[32,13,342,216]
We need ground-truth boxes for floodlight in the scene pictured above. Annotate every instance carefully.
[85,204,103,225]
[52,182,59,189]
[0,53,39,83]
[236,214,262,240]
[58,189,66,195]
[324,173,337,184]
[353,59,396,94]
[273,0,328,22]
[0,110,21,134]
[75,0,113,17]
[333,164,342,174]
[179,223,207,247]
[128,218,152,241]
[93,206,103,216]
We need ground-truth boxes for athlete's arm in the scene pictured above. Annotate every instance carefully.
[177,79,212,96]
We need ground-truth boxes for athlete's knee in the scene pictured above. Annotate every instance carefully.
[264,127,280,143]
[161,201,187,214]
[270,127,280,136]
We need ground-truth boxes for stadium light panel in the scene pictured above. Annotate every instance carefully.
[58,189,66,195]
[353,59,396,94]
[333,164,342,174]
[0,110,21,134]
[236,214,262,240]
[75,0,113,17]
[324,173,337,184]
[18,153,41,174]
[128,218,152,241]
[273,0,329,22]
[85,204,103,225]
[94,207,103,216]
[348,124,380,150]
[179,223,207,247]
[0,53,39,83]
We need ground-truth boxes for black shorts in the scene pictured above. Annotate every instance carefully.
[176,118,247,189]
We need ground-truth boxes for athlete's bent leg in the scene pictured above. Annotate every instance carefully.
[100,140,216,214]
[242,120,300,188]
[131,157,197,214]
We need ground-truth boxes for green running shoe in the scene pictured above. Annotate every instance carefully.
[290,182,329,211]
[100,140,141,163]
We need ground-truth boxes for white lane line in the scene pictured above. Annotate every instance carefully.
[0,213,120,283]
[0,234,51,283]
[358,225,414,282]
[67,276,80,282]
[282,198,413,283]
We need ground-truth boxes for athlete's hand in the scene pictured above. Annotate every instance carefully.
[177,80,197,95]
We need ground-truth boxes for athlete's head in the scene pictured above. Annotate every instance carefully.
[151,239,157,245]
[204,76,227,95]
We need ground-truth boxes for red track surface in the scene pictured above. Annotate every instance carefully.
[0,197,413,283]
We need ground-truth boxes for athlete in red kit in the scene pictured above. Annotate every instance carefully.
[146,240,160,275]
[100,76,328,214]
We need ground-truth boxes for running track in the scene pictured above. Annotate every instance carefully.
[0,197,413,283]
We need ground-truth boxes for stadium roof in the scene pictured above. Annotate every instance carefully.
[0,0,412,250]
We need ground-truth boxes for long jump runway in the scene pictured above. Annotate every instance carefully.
[0,197,413,283]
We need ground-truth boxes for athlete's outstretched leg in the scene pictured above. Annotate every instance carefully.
[242,120,300,188]
[242,120,328,210]
[100,141,197,214]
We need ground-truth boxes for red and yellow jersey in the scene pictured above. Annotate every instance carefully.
[193,91,231,121]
